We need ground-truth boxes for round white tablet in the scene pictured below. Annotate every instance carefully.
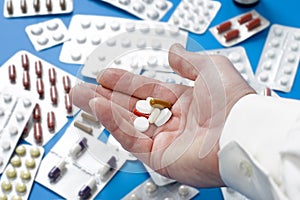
[134,117,149,132]
[135,100,153,114]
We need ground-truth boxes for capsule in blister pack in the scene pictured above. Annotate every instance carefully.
[210,10,270,47]
[3,0,73,18]
[25,18,70,51]
[99,0,173,21]
[168,0,221,34]
[0,144,44,200]
[255,24,300,92]
[122,178,199,200]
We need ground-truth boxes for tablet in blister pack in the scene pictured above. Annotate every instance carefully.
[210,10,270,47]
[25,18,70,51]
[3,0,73,18]
[0,50,80,146]
[59,15,188,65]
[122,178,199,200]
[99,0,173,21]
[36,123,128,199]
[168,0,221,34]
[255,24,300,92]
[0,144,44,200]
[0,87,36,174]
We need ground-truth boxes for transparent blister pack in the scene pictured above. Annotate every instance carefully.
[25,18,70,51]
[143,164,175,186]
[3,0,73,18]
[255,24,300,92]
[210,10,270,47]
[0,50,80,146]
[221,187,249,200]
[168,0,221,34]
[99,0,173,21]
[122,178,199,200]
[0,87,37,174]
[107,135,137,161]
[59,15,188,65]
[0,144,44,200]
[36,123,128,199]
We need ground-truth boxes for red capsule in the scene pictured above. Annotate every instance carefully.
[264,87,272,96]
[36,78,44,98]
[47,111,55,131]
[21,54,29,70]
[224,29,240,42]
[22,122,30,138]
[216,21,232,33]
[238,13,253,24]
[34,122,43,144]
[49,68,56,85]
[9,65,16,83]
[246,18,261,31]
[62,76,71,93]
[65,93,72,113]
[133,108,150,118]
[33,104,41,122]
[50,85,58,105]
[23,70,30,90]
[35,60,43,78]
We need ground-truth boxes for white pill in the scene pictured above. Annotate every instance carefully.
[106,39,116,47]
[95,22,105,30]
[178,185,189,196]
[9,126,18,136]
[31,26,43,35]
[3,94,12,103]
[37,37,49,45]
[110,21,120,31]
[52,33,64,41]
[47,22,59,30]
[80,21,91,29]
[91,36,101,45]
[228,52,241,63]
[148,108,160,124]
[147,9,159,20]
[263,61,272,70]
[280,76,289,86]
[23,98,31,107]
[283,66,293,75]
[119,0,130,5]
[16,112,24,122]
[136,40,146,48]
[71,52,82,61]
[156,0,168,10]
[155,108,172,127]
[144,181,157,193]
[133,3,145,13]
[126,22,135,32]
[259,72,269,82]
[2,141,11,151]
[136,100,152,114]
[134,117,149,132]
[76,35,87,44]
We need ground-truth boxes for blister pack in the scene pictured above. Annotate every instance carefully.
[221,187,249,200]
[99,0,172,21]
[3,0,73,18]
[143,164,175,186]
[0,50,80,146]
[255,24,300,92]
[0,144,44,200]
[0,86,36,174]
[168,0,221,34]
[107,134,137,161]
[122,178,199,200]
[36,122,128,199]
[210,10,270,47]
[25,18,70,51]
[59,15,188,65]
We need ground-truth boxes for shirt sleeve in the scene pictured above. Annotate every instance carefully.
[218,94,300,200]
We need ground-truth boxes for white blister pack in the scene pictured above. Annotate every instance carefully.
[122,178,199,200]
[143,164,175,186]
[25,18,70,51]
[0,86,36,174]
[210,10,270,47]
[99,0,173,21]
[36,122,128,199]
[221,187,249,200]
[168,0,221,34]
[0,50,80,146]
[255,24,300,92]
[59,15,188,65]
[3,0,73,18]
[0,144,44,200]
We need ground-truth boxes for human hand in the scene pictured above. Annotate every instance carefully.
[71,43,255,188]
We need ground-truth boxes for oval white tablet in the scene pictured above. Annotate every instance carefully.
[136,100,153,114]
[134,117,149,132]
[148,108,160,124]
[154,108,172,127]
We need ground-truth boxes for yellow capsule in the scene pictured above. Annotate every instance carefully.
[1,181,12,192]
[5,167,17,179]
[10,156,21,167]
[15,182,27,193]
[149,98,172,109]
[15,145,26,156]
[20,170,31,181]
[0,194,7,200]
[30,147,41,158]
[25,158,36,169]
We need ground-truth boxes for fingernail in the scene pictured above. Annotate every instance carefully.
[89,98,98,117]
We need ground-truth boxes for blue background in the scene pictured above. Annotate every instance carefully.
[0,0,299,199]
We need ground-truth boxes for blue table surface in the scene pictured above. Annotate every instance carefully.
[0,0,300,199]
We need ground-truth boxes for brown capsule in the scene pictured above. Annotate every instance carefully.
[50,85,58,105]
[21,54,29,70]
[224,29,240,42]
[8,65,16,83]
[34,122,43,144]
[246,18,261,31]
[20,0,27,14]
[65,93,72,113]
[238,13,253,24]
[264,87,272,96]
[149,98,172,109]
[46,0,53,12]
[33,0,40,12]
[23,71,30,90]
[48,68,56,85]
[7,0,13,15]
[216,21,232,33]
[36,78,44,98]
[81,112,98,123]
[62,75,71,93]
[60,0,66,10]
[35,60,43,78]
[22,122,30,138]
[47,111,55,131]
[33,104,41,122]
[74,121,93,135]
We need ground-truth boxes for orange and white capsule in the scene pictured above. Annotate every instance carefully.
[23,71,30,90]
[48,68,56,85]
[21,54,29,70]
[8,65,16,83]
[62,76,71,93]
[36,78,44,98]
[50,85,58,105]
[35,60,43,78]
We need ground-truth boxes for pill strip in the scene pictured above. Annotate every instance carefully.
[209,10,270,47]
[255,24,300,92]
[3,0,73,18]
[168,0,221,34]
[36,124,128,199]
[122,178,199,200]
[0,87,36,174]
[99,0,173,21]
[0,50,80,146]
[25,18,70,51]
[60,15,188,65]
[0,144,44,200]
